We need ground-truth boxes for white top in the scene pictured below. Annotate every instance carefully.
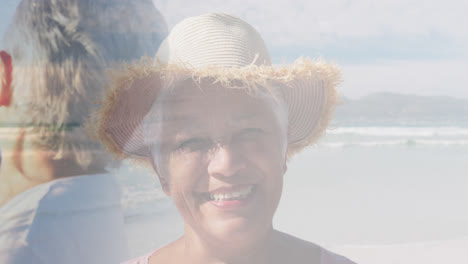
[0,173,127,264]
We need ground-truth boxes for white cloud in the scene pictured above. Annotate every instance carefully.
[152,0,468,98]
[152,0,468,49]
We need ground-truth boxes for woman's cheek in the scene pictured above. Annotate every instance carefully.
[168,153,207,190]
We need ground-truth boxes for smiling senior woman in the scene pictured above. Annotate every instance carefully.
[90,13,355,264]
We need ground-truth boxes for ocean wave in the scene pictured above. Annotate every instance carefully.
[321,139,468,148]
[120,186,166,209]
[328,127,468,137]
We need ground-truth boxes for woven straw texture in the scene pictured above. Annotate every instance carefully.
[87,13,342,165]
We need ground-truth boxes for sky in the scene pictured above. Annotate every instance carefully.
[1,0,467,99]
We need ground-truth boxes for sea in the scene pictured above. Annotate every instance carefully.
[111,125,468,258]
[1,125,467,261]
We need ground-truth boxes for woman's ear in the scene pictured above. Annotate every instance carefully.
[0,51,13,107]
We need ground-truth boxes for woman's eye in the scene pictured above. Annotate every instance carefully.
[177,138,212,152]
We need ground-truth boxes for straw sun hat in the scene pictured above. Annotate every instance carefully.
[90,13,341,162]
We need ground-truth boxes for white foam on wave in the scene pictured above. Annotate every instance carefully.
[328,127,468,137]
[321,139,468,148]
[121,186,166,209]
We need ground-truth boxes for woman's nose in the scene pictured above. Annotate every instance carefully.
[207,144,246,178]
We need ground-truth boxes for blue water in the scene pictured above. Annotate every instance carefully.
[112,126,468,257]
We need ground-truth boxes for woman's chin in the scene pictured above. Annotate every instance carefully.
[200,216,272,249]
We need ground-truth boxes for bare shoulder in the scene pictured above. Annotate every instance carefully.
[270,230,356,264]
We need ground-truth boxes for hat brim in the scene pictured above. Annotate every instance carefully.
[87,57,341,164]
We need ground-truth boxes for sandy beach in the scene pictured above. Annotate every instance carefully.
[116,126,468,262]
[331,237,468,264]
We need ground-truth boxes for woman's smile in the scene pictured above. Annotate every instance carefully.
[199,184,257,210]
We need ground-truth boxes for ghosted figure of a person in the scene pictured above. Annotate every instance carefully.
[0,0,167,263]
[91,13,356,264]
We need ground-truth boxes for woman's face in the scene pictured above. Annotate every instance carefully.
[147,83,288,251]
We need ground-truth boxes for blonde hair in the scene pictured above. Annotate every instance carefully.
[2,0,167,170]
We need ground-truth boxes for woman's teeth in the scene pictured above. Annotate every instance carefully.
[208,186,254,201]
